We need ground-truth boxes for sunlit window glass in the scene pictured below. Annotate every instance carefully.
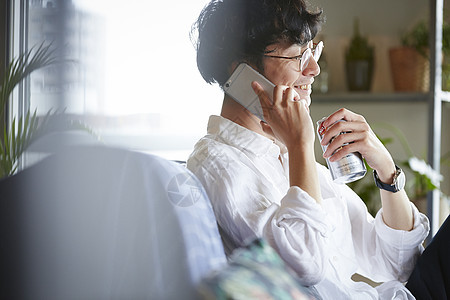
[26,0,222,160]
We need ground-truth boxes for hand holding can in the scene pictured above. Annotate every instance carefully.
[317,117,366,184]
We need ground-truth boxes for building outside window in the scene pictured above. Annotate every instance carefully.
[9,0,222,165]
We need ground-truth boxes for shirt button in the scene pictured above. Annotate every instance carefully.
[333,256,338,262]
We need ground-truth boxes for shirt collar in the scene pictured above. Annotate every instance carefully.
[207,115,284,158]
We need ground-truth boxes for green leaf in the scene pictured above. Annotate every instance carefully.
[11,117,16,158]
[0,42,57,118]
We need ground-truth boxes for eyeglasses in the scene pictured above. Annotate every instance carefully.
[263,41,324,72]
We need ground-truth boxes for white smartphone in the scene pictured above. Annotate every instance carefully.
[223,63,275,122]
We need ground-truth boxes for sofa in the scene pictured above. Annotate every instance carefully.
[0,145,317,299]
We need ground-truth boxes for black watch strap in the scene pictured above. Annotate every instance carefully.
[373,165,406,193]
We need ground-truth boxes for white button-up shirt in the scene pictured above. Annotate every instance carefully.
[187,115,430,299]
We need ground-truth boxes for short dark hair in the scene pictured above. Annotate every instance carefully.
[191,0,323,87]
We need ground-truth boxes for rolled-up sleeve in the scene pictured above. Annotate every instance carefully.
[342,182,430,283]
[374,204,429,249]
[373,204,430,282]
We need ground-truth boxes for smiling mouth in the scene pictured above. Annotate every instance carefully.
[296,84,311,90]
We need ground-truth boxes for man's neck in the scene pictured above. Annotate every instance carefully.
[220,95,267,137]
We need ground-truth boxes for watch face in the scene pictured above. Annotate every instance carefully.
[394,169,406,191]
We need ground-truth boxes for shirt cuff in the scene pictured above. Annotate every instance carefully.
[374,202,430,249]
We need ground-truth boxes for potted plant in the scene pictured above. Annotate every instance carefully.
[389,19,450,92]
[345,18,375,91]
[395,123,450,217]
[0,43,96,178]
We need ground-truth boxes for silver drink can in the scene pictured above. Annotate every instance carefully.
[317,117,366,184]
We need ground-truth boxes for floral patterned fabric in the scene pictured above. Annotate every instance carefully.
[198,238,318,300]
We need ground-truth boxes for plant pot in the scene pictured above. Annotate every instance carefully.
[389,46,429,92]
[345,59,374,91]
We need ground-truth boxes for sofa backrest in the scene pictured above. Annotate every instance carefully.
[0,145,226,299]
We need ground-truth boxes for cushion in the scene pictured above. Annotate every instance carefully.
[0,146,227,299]
[198,238,317,299]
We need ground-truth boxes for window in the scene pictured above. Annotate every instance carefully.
[11,0,222,162]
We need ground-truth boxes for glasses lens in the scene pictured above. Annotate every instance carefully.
[300,48,312,71]
[313,41,324,61]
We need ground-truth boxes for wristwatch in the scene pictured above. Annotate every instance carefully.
[373,165,406,193]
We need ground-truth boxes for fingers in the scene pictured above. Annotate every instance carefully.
[319,110,371,161]
[273,85,293,106]
[320,120,369,145]
[319,109,395,172]
[252,82,303,105]
[272,85,302,105]
[252,82,308,121]
[252,82,314,148]
[322,131,367,161]
[324,142,365,162]
[283,87,301,103]
[321,108,365,129]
